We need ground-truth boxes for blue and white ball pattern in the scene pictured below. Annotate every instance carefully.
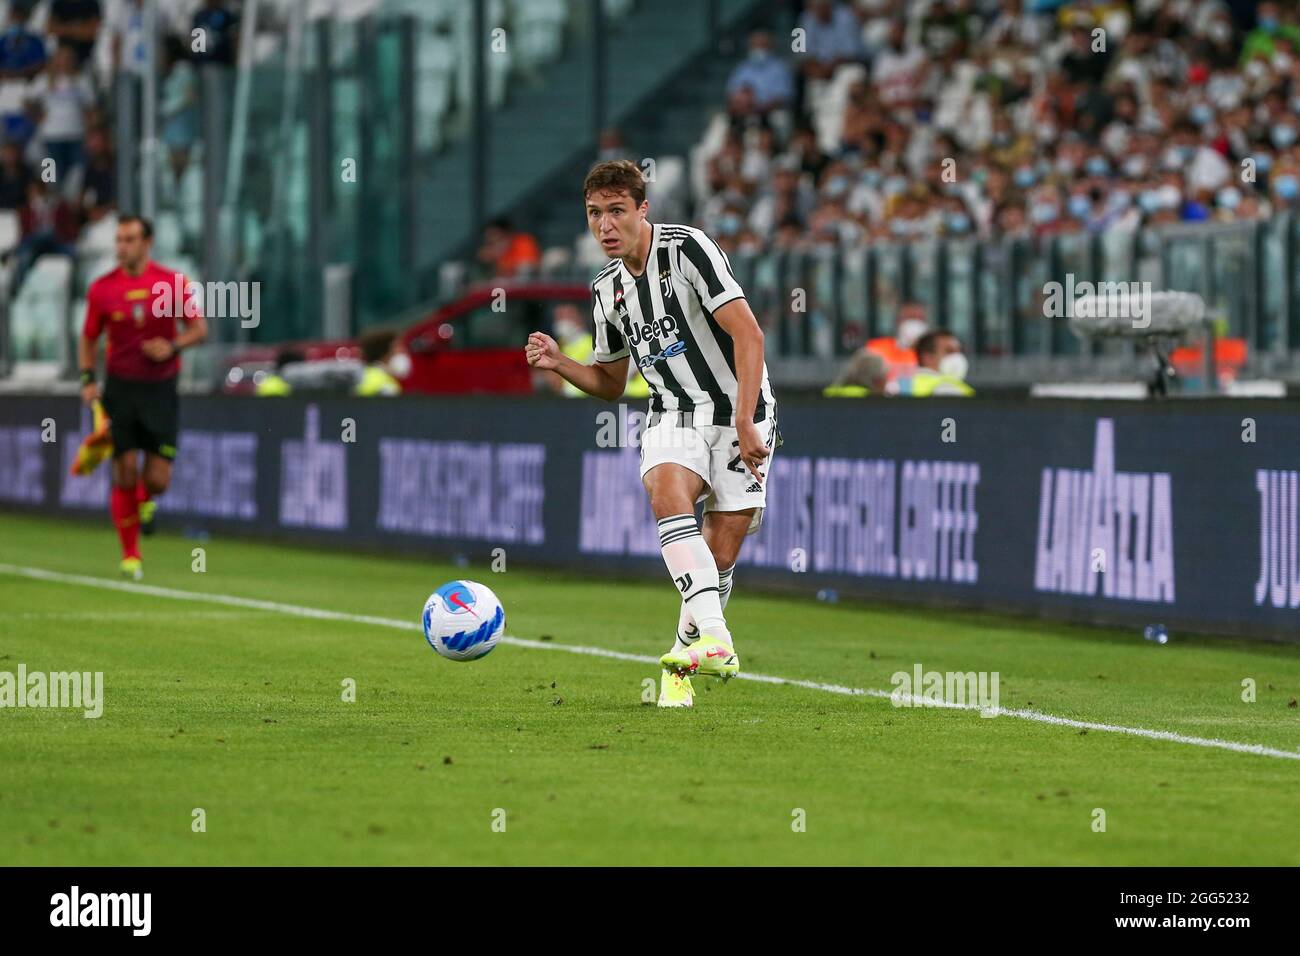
[422,580,505,661]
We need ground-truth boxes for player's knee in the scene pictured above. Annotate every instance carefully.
[145,475,169,496]
[710,541,741,569]
[647,492,686,519]
[113,462,138,488]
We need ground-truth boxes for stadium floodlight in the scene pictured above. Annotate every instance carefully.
[1068,289,1214,397]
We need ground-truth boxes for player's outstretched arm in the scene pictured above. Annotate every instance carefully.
[525,331,627,401]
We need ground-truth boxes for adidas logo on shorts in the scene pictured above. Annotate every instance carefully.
[745,481,763,493]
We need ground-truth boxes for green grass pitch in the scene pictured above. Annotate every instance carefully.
[1,511,1298,866]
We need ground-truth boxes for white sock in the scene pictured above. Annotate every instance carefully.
[657,514,729,645]
[673,563,734,652]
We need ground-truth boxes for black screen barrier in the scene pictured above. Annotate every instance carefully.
[2,394,1297,642]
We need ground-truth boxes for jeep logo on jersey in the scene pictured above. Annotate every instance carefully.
[638,340,689,368]
[625,314,679,348]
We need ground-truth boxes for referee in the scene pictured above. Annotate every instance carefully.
[78,215,207,579]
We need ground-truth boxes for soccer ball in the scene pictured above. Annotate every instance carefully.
[422,580,506,661]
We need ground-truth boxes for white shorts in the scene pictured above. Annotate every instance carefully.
[638,411,780,535]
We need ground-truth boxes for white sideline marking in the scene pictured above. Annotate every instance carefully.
[3,562,1298,763]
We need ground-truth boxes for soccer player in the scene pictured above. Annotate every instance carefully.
[78,215,207,579]
[525,160,780,708]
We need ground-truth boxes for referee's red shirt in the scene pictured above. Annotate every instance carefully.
[83,261,202,382]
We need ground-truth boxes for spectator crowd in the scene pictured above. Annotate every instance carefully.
[692,0,1300,256]
[0,0,239,296]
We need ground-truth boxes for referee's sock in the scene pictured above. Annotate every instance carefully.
[657,514,730,645]
[110,485,141,560]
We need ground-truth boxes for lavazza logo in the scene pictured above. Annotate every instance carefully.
[1034,419,1175,602]
[50,886,151,935]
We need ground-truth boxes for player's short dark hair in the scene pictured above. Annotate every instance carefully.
[914,330,958,359]
[117,214,153,239]
[583,159,646,206]
[359,328,399,364]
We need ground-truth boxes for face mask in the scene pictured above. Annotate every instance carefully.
[1030,202,1058,224]
[718,214,741,235]
[749,48,769,61]
[1055,157,1078,176]
[884,175,908,197]
[1292,97,1300,115]
[1122,156,1147,178]
[1138,190,1161,213]
[1255,152,1274,174]
[1107,189,1132,211]
[1085,156,1110,176]
[1260,17,1279,33]
[1067,194,1091,219]
[1272,125,1298,148]
[862,169,882,188]
[1157,184,1182,209]
[1217,186,1242,209]
[1189,104,1214,128]
[825,175,849,198]
[388,351,412,378]
[1276,174,1300,200]
[889,218,909,237]
[897,319,928,349]
[1013,167,1037,188]
[1209,21,1231,44]
[946,212,971,233]
[992,131,1010,147]
[939,352,969,381]
[1162,146,1187,169]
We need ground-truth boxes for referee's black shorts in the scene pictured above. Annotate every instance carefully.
[102,376,180,459]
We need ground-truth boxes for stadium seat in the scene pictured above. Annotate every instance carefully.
[79,254,117,297]
[647,156,687,223]
[574,230,607,270]
[154,212,184,259]
[540,245,572,276]
[77,215,117,257]
[603,0,636,19]
[9,256,73,362]
[178,155,206,249]
[0,210,20,254]
[510,0,567,69]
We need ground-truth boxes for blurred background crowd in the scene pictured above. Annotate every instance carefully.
[4,0,1297,398]
[595,0,1300,260]
[0,0,238,294]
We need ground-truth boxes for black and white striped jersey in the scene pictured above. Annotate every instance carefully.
[590,222,777,426]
